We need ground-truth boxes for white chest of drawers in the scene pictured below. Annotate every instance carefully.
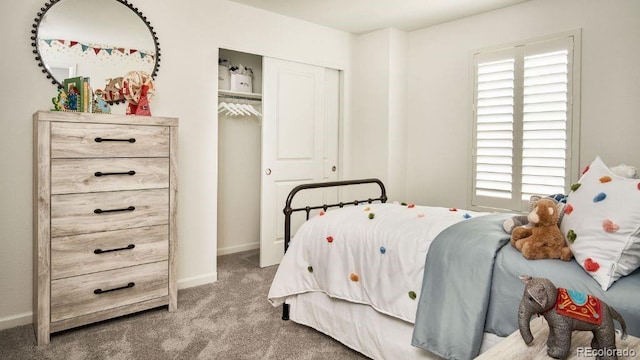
[33,111,178,345]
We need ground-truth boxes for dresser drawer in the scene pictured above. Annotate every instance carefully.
[51,225,169,280]
[51,158,169,194]
[51,261,168,323]
[51,189,168,237]
[51,122,170,158]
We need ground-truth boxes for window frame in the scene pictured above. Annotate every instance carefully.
[468,30,582,213]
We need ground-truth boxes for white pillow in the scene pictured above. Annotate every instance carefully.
[560,156,640,290]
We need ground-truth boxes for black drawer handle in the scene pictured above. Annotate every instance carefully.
[94,244,135,254]
[95,137,136,143]
[94,282,135,295]
[94,206,135,214]
[94,171,136,177]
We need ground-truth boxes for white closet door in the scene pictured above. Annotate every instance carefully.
[260,58,338,267]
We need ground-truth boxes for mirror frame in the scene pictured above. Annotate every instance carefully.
[30,0,161,104]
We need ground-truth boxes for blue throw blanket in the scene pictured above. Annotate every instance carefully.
[411,213,512,360]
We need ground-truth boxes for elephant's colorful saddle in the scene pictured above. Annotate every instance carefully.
[555,288,602,325]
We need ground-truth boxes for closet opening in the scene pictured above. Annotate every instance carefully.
[217,48,263,260]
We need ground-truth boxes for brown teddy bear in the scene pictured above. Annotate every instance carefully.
[510,198,573,261]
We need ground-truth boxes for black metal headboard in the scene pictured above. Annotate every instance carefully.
[282,178,387,253]
[280,178,387,320]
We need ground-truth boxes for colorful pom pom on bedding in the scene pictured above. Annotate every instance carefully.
[593,192,607,202]
[408,291,417,300]
[571,183,581,191]
[307,266,313,273]
[326,236,334,243]
[463,213,471,219]
[602,219,620,233]
[564,204,574,215]
[584,258,600,272]
[599,176,612,183]
[566,230,577,243]
[407,203,415,208]
[364,206,371,211]
[319,210,326,216]
[582,165,590,174]
[368,212,375,219]
[380,246,386,254]
[350,273,359,282]
[417,213,425,218]
[449,208,457,212]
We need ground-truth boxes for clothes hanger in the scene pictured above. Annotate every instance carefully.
[243,104,262,117]
[234,102,252,116]
[218,102,240,116]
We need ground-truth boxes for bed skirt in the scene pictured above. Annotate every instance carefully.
[286,292,505,359]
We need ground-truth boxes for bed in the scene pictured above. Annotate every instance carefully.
[268,175,640,360]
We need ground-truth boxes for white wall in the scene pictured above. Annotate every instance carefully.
[387,29,409,202]
[0,0,352,330]
[350,28,409,202]
[405,0,640,209]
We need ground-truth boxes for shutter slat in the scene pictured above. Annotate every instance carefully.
[476,155,512,165]
[477,163,512,173]
[478,122,512,131]
[522,184,566,198]
[477,131,513,140]
[523,101,567,113]
[523,166,565,177]
[477,105,514,115]
[476,189,512,199]
[476,180,512,192]
[522,139,566,149]
[478,114,513,123]
[524,83,567,95]
[524,112,566,122]
[524,92,567,104]
[477,96,514,107]
[478,88,514,99]
[524,73,567,86]
[523,129,565,140]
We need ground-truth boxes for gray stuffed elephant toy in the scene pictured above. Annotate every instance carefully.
[518,276,627,360]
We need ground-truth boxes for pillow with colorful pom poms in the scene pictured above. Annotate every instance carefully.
[560,156,640,290]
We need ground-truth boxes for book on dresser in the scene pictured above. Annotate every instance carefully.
[33,110,178,345]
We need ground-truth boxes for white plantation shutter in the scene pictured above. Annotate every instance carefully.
[472,34,579,211]
[475,57,515,202]
[521,43,572,200]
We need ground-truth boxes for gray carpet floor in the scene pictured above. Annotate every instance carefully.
[0,250,368,359]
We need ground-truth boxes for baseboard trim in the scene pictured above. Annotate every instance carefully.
[0,312,32,331]
[217,242,259,256]
[177,272,217,290]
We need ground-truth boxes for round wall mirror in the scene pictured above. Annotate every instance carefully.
[31,0,160,104]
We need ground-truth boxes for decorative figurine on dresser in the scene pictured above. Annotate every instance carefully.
[33,110,178,345]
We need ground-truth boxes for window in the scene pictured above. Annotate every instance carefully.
[471,32,580,212]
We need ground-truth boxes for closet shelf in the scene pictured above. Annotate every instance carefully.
[219,90,262,100]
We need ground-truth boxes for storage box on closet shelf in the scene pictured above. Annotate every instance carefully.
[229,64,253,93]
[218,59,254,93]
